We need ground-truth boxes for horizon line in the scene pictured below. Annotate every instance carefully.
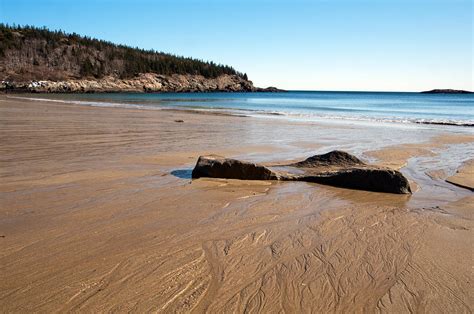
[262,89,473,93]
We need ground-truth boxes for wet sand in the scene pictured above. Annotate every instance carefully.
[1,96,473,312]
[365,134,473,168]
[446,159,474,191]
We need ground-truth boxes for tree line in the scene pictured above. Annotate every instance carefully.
[0,24,248,80]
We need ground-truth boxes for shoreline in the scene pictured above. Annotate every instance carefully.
[1,96,473,312]
[5,94,474,128]
[0,88,285,94]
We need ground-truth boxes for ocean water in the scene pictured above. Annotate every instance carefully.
[14,91,474,127]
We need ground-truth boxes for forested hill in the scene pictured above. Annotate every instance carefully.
[0,24,248,82]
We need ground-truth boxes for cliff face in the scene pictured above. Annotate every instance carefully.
[2,73,256,93]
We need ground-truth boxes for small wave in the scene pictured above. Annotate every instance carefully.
[247,110,474,127]
[414,120,474,127]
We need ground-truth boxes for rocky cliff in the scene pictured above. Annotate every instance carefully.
[2,73,261,93]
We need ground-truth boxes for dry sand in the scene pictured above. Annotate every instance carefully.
[0,96,473,312]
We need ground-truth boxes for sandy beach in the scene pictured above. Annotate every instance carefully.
[1,96,473,312]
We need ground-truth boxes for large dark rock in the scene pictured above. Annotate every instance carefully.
[284,167,411,194]
[192,151,412,194]
[291,150,365,167]
[192,155,279,180]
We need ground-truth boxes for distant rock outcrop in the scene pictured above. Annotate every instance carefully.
[192,151,412,194]
[421,89,473,94]
[254,86,286,92]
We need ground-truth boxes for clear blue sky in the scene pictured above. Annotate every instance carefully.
[1,0,472,91]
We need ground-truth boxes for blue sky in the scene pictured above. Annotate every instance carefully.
[1,0,472,91]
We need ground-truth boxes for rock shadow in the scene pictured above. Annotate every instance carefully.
[171,169,193,179]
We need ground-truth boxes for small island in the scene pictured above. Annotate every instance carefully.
[421,89,473,94]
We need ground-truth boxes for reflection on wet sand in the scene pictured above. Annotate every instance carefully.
[0,96,472,312]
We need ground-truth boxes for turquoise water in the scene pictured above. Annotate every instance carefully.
[17,91,474,126]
